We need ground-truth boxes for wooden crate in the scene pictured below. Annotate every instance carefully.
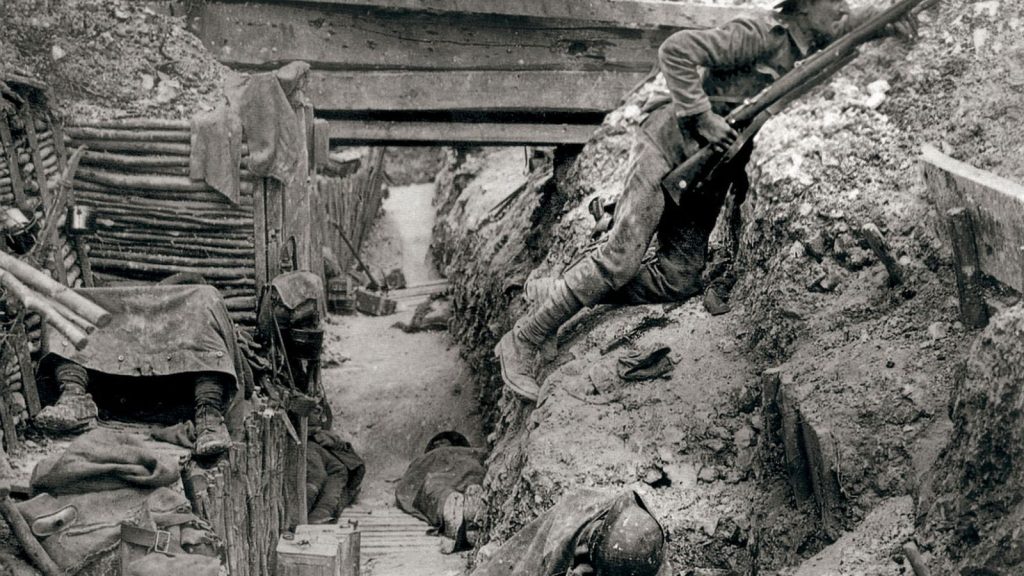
[277,526,360,576]
[354,288,396,316]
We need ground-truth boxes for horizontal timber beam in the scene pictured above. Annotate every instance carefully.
[197,2,666,72]
[921,144,1024,293]
[257,0,763,29]
[325,119,597,144]
[307,70,647,112]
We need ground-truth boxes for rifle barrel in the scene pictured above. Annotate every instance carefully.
[728,0,932,125]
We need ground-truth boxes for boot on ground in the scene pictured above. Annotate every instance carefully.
[494,320,542,402]
[462,484,484,546]
[441,491,466,546]
[194,406,231,457]
[495,279,583,402]
[35,384,97,434]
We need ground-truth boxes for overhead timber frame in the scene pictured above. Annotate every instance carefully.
[190,0,761,145]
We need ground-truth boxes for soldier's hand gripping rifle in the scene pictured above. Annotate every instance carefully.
[660,0,933,204]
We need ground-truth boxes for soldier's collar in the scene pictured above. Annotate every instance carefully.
[776,14,814,58]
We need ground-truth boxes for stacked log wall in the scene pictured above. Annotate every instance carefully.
[66,119,260,327]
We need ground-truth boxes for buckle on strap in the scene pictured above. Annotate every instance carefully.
[152,530,172,554]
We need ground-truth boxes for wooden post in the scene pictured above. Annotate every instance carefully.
[23,103,68,285]
[48,112,68,174]
[0,360,18,453]
[945,207,989,329]
[861,223,903,286]
[267,179,284,281]
[0,119,29,212]
[11,321,39,417]
[254,179,269,297]
[283,412,308,530]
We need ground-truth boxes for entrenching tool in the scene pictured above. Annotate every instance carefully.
[336,224,381,292]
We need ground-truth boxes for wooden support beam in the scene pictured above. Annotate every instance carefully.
[326,119,596,144]
[258,0,762,29]
[197,2,667,72]
[920,144,1024,294]
[307,70,647,113]
[945,207,989,329]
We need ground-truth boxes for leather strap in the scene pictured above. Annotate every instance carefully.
[120,524,183,555]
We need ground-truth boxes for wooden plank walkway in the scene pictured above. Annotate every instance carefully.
[339,505,470,576]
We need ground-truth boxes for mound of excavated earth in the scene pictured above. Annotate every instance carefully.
[0,0,226,119]
[434,0,1024,573]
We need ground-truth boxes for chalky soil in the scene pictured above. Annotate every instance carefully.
[323,182,482,576]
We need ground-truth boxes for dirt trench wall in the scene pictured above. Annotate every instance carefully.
[733,0,1024,555]
[434,0,1022,572]
[917,303,1024,575]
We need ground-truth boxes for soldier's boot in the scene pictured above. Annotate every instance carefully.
[193,374,231,457]
[439,483,485,553]
[441,491,465,543]
[462,484,485,546]
[35,362,97,434]
[494,279,582,402]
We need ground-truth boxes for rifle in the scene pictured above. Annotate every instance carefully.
[660,0,934,203]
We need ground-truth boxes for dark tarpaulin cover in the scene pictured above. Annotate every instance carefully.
[469,489,672,576]
[395,446,486,526]
[42,285,239,383]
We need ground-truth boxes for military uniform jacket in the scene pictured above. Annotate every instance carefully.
[645,8,879,162]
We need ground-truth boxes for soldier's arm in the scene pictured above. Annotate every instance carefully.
[658,18,782,118]
[658,18,782,150]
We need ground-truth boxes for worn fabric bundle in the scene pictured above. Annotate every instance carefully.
[30,428,180,495]
[616,344,674,381]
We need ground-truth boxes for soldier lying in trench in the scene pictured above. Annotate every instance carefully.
[394,431,486,552]
[469,488,669,576]
[306,428,365,524]
[495,0,918,402]
[33,284,243,457]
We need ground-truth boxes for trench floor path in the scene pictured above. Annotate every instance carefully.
[322,183,482,576]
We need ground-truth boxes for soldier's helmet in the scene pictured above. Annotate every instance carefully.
[425,430,471,453]
[590,492,665,576]
[775,0,812,14]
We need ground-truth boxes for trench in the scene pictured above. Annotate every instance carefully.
[322,177,483,576]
